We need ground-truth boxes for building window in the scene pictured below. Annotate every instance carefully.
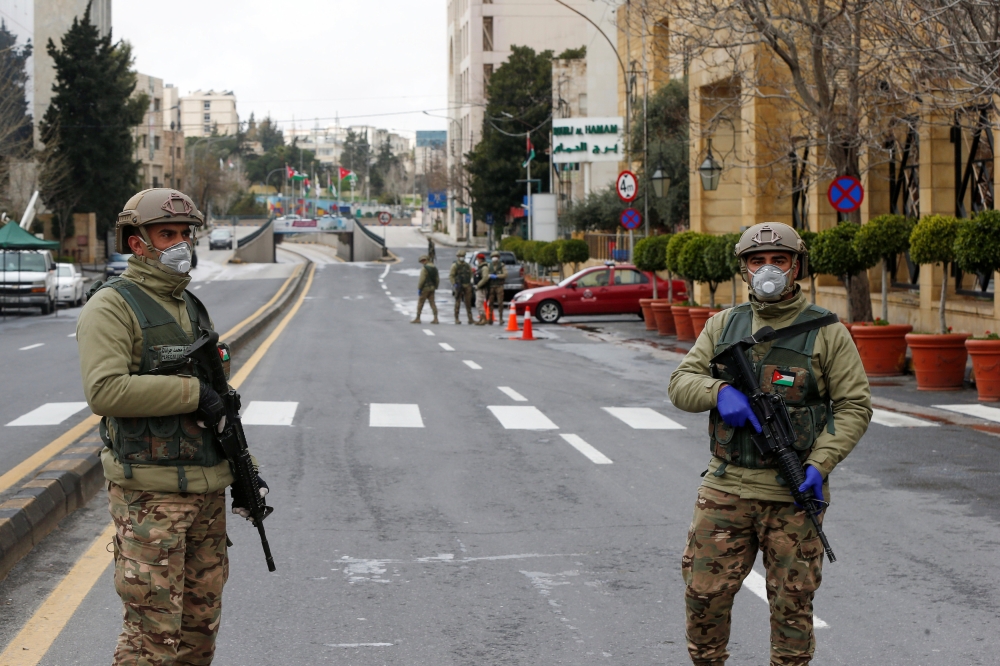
[484,64,493,91]
[204,124,211,134]
[204,113,211,122]
[483,17,493,51]
[154,136,161,150]
[154,98,161,112]
[176,147,182,159]
[152,176,159,188]
[579,93,588,116]
[141,135,147,148]
[203,101,210,110]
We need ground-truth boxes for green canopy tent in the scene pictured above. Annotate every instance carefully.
[0,221,60,317]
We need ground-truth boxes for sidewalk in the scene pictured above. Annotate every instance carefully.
[421,229,488,249]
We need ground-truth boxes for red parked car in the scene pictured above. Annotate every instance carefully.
[513,264,687,323]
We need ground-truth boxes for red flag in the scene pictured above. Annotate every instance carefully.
[338,167,354,180]
[286,165,294,179]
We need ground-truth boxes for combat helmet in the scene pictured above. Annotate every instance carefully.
[116,189,204,253]
[457,249,465,258]
[733,222,808,287]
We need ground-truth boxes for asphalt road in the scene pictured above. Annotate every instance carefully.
[2,245,1000,665]
[0,235,301,486]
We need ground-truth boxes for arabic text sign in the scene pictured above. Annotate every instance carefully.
[552,117,624,163]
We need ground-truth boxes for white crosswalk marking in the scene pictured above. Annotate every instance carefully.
[68,332,76,338]
[487,406,557,430]
[241,401,299,426]
[559,434,612,464]
[439,343,455,351]
[19,343,44,351]
[934,404,1000,423]
[370,403,424,428]
[7,402,89,426]
[497,387,527,402]
[870,408,938,427]
[423,329,435,336]
[463,360,482,370]
[602,407,685,430]
[743,570,829,628]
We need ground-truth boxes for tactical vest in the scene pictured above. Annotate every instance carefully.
[488,260,504,288]
[709,302,836,470]
[423,264,439,289]
[94,276,225,490]
[453,261,472,286]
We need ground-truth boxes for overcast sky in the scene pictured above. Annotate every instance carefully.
[114,0,448,137]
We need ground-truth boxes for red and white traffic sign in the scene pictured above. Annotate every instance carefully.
[378,211,393,226]
[616,170,638,203]
[827,176,864,213]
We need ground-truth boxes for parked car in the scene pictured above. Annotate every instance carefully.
[55,263,86,306]
[512,263,687,323]
[463,250,525,298]
[104,253,131,279]
[0,249,57,314]
[209,228,234,250]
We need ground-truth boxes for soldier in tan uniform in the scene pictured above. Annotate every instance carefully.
[668,222,871,666]
[77,189,267,665]
[476,251,507,325]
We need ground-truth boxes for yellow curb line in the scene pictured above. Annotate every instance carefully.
[219,262,303,342]
[0,414,101,496]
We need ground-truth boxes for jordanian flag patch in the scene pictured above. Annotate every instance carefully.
[772,369,796,387]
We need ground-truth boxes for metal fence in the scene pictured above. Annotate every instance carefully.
[582,232,646,263]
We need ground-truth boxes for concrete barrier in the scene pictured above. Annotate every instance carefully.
[232,218,275,263]
[354,222,388,262]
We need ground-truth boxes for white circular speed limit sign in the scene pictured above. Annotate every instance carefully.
[616,170,638,203]
[378,211,393,226]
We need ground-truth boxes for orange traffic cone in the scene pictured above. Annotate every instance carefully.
[485,301,492,323]
[506,307,520,331]
[519,307,536,341]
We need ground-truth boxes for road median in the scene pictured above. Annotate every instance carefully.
[0,259,313,582]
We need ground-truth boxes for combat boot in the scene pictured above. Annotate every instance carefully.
[474,317,486,326]
[431,317,439,324]
[410,317,421,324]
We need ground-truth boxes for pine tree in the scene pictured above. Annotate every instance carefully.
[39,5,146,237]
[0,20,33,152]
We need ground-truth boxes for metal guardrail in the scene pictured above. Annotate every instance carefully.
[355,221,386,248]
[237,217,273,249]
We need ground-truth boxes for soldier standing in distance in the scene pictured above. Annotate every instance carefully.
[76,189,269,664]
[449,250,475,324]
[427,236,436,263]
[668,222,871,666]
[477,250,507,325]
[473,253,489,325]
[412,254,439,324]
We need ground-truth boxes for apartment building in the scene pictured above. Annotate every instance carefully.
[445,0,621,240]
[133,73,185,190]
[179,90,239,138]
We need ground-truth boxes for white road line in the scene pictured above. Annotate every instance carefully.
[743,570,829,628]
[6,402,89,426]
[439,343,455,351]
[934,403,1000,423]
[370,403,424,428]
[870,408,938,428]
[602,407,685,430]
[487,406,558,430]
[326,643,394,648]
[497,386,527,402]
[67,332,76,338]
[423,329,435,336]
[241,401,299,426]
[380,265,391,278]
[385,291,391,296]
[19,343,44,351]
[381,284,387,289]
[463,360,482,370]
[559,434,613,464]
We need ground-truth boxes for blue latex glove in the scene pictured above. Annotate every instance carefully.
[490,273,497,279]
[417,289,421,296]
[716,385,762,433]
[796,465,825,506]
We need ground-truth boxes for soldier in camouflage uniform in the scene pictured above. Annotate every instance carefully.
[668,222,871,666]
[472,253,489,325]
[449,250,475,324]
[476,251,507,325]
[77,189,268,665]
[412,254,439,324]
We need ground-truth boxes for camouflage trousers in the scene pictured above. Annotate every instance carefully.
[487,285,504,322]
[476,289,488,318]
[109,482,229,666]
[415,287,437,319]
[682,486,825,666]
[454,285,474,322]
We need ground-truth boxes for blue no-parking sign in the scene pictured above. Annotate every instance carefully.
[620,208,642,230]
[827,176,864,213]
[485,213,494,226]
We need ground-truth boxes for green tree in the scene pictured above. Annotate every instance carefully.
[499,235,525,258]
[340,129,371,197]
[666,230,698,301]
[679,234,733,307]
[800,229,819,304]
[561,185,621,231]
[520,239,546,266]
[853,214,915,322]
[466,45,553,231]
[536,239,562,270]
[39,6,147,237]
[226,192,266,216]
[702,234,739,308]
[557,238,589,274]
[910,214,963,334]
[633,234,671,298]
[256,116,284,152]
[631,78,689,231]
[720,232,741,306]
[811,223,867,323]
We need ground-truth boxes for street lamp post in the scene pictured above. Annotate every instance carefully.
[699,139,723,191]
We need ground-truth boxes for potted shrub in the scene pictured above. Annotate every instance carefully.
[906,214,968,390]
[634,236,664,331]
[849,214,915,376]
[721,232,741,307]
[809,222,868,323]
[535,240,561,279]
[682,234,736,336]
[799,229,819,304]
[666,231,698,303]
[558,238,590,277]
[955,210,1000,400]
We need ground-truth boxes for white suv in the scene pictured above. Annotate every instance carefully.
[1,249,57,314]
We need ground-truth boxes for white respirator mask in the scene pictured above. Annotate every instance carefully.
[155,241,193,275]
[750,264,792,302]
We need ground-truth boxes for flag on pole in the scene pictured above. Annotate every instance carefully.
[523,136,535,168]
[286,165,295,179]
[338,167,355,180]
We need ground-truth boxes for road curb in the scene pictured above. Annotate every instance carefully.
[0,261,312,582]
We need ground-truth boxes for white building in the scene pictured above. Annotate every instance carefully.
[179,90,239,138]
[445,0,621,241]
[133,73,185,190]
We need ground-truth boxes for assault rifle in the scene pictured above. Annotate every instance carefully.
[710,318,839,563]
[187,331,276,572]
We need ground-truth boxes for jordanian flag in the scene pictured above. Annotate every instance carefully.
[338,167,356,181]
[772,369,796,387]
[523,136,535,168]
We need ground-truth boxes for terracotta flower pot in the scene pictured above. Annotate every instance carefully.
[688,307,713,338]
[650,300,675,336]
[639,298,657,331]
[673,306,696,342]
[905,333,971,391]
[966,338,1000,401]
[851,323,913,377]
